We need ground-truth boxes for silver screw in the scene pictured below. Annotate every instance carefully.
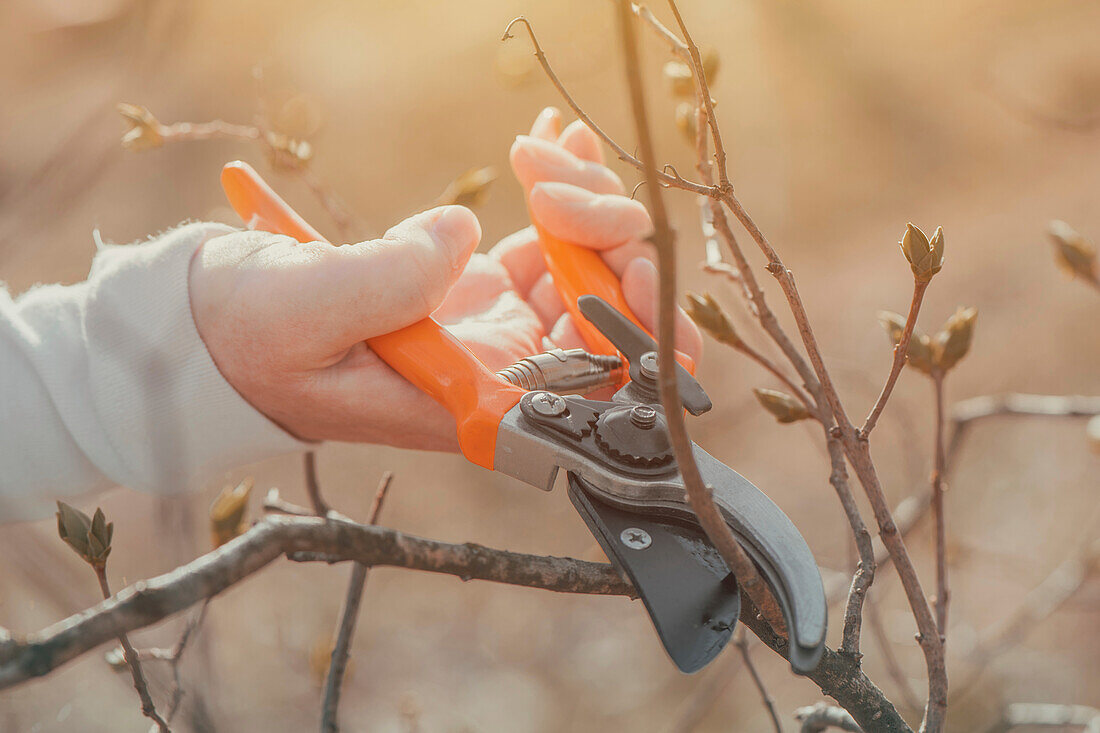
[639,351,659,381]
[530,391,567,417]
[630,405,657,429]
[620,527,652,550]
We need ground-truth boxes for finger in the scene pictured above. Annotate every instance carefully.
[487,226,546,297]
[317,205,481,346]
[510,135,624,195]
[529,106,563,141]
[547,312,587,350]
[557,120,604,163]
[527,271,566,331]
[621,258,704,361]
[600,238,656,278]
[528,182,652,250]
[433,253,513,324]
[441,291,546,368]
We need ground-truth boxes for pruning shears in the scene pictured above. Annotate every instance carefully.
[220,161,827,674]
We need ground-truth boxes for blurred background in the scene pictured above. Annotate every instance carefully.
[1,0,1098,731]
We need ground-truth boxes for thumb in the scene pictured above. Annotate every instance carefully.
[317,205,481,346]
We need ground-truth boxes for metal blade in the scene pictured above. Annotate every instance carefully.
[568,473,740,673]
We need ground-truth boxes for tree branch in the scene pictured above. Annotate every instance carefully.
[501,17,712,196]
[930,373,949,637]
[615,0,785,632]
[735,627,783,733]
[861,280,929,437]
[0,515,634,689]
[740,593,909,732]
[320,472,394,733]
[94,567,169,732]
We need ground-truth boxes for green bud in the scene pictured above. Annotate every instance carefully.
[899,223,944,282]
[685,292,743,348]
[933,306,978,371]
[210,478,253,548]
[1048,220,1098,285]
[876,310,935,375]
[753,388,811,424]
[56,502,113,568]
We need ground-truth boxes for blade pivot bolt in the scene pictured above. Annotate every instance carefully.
[639,351,660,381]
[620,527,652,550]
[629,405,657,429]
[530,391,568,417]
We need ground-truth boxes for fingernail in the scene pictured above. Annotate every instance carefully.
[532,181,595,205]
[431,206,480,269]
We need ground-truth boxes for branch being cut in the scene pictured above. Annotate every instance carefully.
[614,0,784,632]
[0,515,634,689]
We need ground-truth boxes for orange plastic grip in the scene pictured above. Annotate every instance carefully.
[529,210,696,376]
[530,217,641,358]
[220,162,522,469]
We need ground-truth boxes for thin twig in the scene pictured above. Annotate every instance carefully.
[94,567,170,732]
[630,2,689,58]
[501,17,711,196]
[163,599,209,723]
[794,702,862,732]
[735,627,783,733]
[930,373,949,637]
[615,0,784,631]
[665,0,729,189]
[861,281,929,437]
[0,515,635,689]
[303,451,331,517]
[320,472,394,733]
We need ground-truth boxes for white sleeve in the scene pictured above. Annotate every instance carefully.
[0,222,307,522]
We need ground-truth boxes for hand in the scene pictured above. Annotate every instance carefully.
[189,107,701,451]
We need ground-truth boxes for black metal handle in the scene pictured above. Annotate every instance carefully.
[578,295,712,416]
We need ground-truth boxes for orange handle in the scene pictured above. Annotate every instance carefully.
[220,161,522,469]
[528,206,696,376]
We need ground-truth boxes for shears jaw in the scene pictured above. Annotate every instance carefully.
[568,474,740,673]
[493,396,828,675]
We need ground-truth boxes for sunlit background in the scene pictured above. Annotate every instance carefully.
[1,0,1098,730]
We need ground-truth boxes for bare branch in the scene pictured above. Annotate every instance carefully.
[735,627,782,733]
[501,16,712,196]
[665,0,729,189]
[861,280,930,437]
[930,374,949,636]
[615,0,784,631]
[740,595,909,732]
[629,2,689,58]
[303,451,330,517]
[94,567,169,732]
[0,515,633,689]
[321,471,394,733]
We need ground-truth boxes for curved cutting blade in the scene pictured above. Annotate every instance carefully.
[568,473,741,673]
